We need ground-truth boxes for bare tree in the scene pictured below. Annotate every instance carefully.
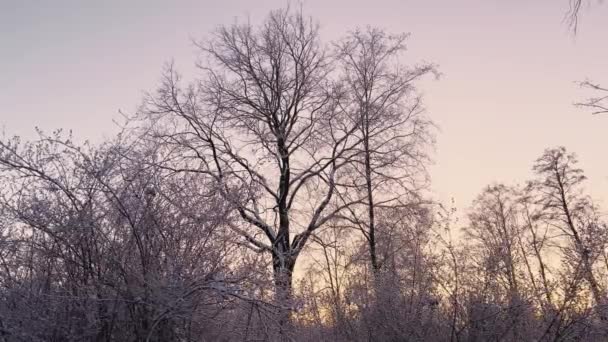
[464,185,535,341]
[138,8,366,336]
[6,4,608,341]
[334,27,435,275]
[466,185,523,302]
[528,147,608,321]
[0,131,254,341]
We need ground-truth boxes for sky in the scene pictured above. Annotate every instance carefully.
[1,0,607,214]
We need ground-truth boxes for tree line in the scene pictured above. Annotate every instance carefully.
[0,7,606,342]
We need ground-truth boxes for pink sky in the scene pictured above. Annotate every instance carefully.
[1,0,607,212]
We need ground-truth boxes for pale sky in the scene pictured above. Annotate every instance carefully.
[1,0,607,212]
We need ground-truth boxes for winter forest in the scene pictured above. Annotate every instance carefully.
[1,1,607,341]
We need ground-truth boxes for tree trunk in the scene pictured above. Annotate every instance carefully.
[273,253,295,340]
[363,117,379,275]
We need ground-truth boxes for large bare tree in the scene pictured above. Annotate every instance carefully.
[138,8,365,333]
